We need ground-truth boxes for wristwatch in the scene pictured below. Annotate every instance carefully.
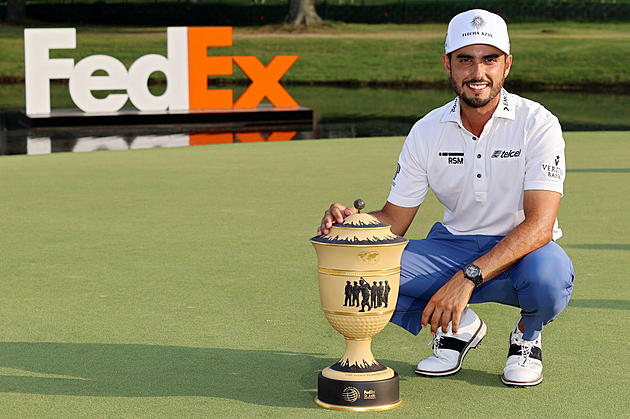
[463,263,483,288]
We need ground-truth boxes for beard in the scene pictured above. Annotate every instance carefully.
[451,76,504,108]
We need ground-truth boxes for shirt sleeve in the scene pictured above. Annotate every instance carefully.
[523,112,566,195]
[387,124,429,207]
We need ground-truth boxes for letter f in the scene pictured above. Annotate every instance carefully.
[24,28,76,115]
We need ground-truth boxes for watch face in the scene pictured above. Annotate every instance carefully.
[465,265,480,278]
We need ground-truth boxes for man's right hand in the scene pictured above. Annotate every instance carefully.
[317,203,356,236]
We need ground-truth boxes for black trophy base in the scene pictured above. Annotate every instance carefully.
[315,372,401,411]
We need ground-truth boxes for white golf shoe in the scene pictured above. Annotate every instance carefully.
[415,307,487,377]
[501,318,543,387]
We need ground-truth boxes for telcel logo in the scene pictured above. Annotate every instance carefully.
[24,27,298,115]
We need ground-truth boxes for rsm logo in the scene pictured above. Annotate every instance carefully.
[24,27,298,115]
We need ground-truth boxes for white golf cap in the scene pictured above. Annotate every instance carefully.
[444,9,510,55]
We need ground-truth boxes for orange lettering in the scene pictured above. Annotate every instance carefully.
[232,56,298,109]
[236,132,265,143]
[188,27,233,110]
[189,133,234,145]
[267,131,296,141]
[190,131,296,145]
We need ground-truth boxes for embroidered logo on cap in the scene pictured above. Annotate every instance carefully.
[471,16,485,30]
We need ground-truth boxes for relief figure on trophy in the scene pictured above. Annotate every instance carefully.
[344,277,391,310]
[343,281,353,306]
[359,278,371,312]
[377,281,384,307]
[351,281,360,306]
[383,280,390,307]
[370,281,379,308]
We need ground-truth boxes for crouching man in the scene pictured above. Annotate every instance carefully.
[317,9,574,387]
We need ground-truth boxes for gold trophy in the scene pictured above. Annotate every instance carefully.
[310,199,408,411]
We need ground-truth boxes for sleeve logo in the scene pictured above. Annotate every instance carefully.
[542,155,564,179]
[392,163,401,187]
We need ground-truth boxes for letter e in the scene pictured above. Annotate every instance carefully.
[69,55,129,113]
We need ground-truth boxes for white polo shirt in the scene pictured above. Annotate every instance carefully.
[388,89,565,239]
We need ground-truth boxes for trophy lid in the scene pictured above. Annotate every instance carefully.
[311,199,408,246]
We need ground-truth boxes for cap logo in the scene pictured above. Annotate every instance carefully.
[471,16,485,30]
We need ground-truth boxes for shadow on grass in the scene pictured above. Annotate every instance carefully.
[565,244,630,251]
[446,369,504,387]
[568,299,630,310]
[0,342,327,408]
[378,360,504,388]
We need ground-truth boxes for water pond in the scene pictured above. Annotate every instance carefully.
[1,85,629,156]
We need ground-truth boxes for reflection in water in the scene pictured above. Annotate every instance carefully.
[2,86,630,156]
[1,130,303,156]
[0,116,414,156]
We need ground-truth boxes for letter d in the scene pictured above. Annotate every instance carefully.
[127,27,189,111]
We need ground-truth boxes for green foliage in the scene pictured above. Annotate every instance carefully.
[1,22,629,88]
[7,0,630,25]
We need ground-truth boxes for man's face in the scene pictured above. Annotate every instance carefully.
[442,44,512,109]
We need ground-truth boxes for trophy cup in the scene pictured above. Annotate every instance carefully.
[310,199,408,411]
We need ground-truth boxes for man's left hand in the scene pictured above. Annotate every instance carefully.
[421,272,475,334]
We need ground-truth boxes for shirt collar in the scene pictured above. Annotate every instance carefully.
[494,89,515,120]
[441,96,462,124]
[441,88,515,124]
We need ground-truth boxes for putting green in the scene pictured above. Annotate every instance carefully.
[0,131,628,416]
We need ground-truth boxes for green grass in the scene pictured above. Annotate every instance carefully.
[0,131,628,416]
[1,22,630,86]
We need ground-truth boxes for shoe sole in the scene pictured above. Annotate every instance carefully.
[415,320,487,377]
[500,374,543,387]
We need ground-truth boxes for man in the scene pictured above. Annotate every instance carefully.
[358,278,371,312]
[344,280,353,306]
[351,280,360,307]
[317,9,574,387]
[371,281,379,308]
[378,281,385,308]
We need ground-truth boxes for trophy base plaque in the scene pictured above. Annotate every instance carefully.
[315,372,401,412]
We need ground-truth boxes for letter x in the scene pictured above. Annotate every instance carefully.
[232,56,298,108]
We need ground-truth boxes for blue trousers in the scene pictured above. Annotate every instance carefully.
[390,223,574,340]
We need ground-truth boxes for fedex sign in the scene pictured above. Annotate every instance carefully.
[24,27,298,115]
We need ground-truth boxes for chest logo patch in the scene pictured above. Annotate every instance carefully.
[439,151,464,165]
[491,149,521,159]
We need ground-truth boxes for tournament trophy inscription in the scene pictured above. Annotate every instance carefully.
[310,199,408,411]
